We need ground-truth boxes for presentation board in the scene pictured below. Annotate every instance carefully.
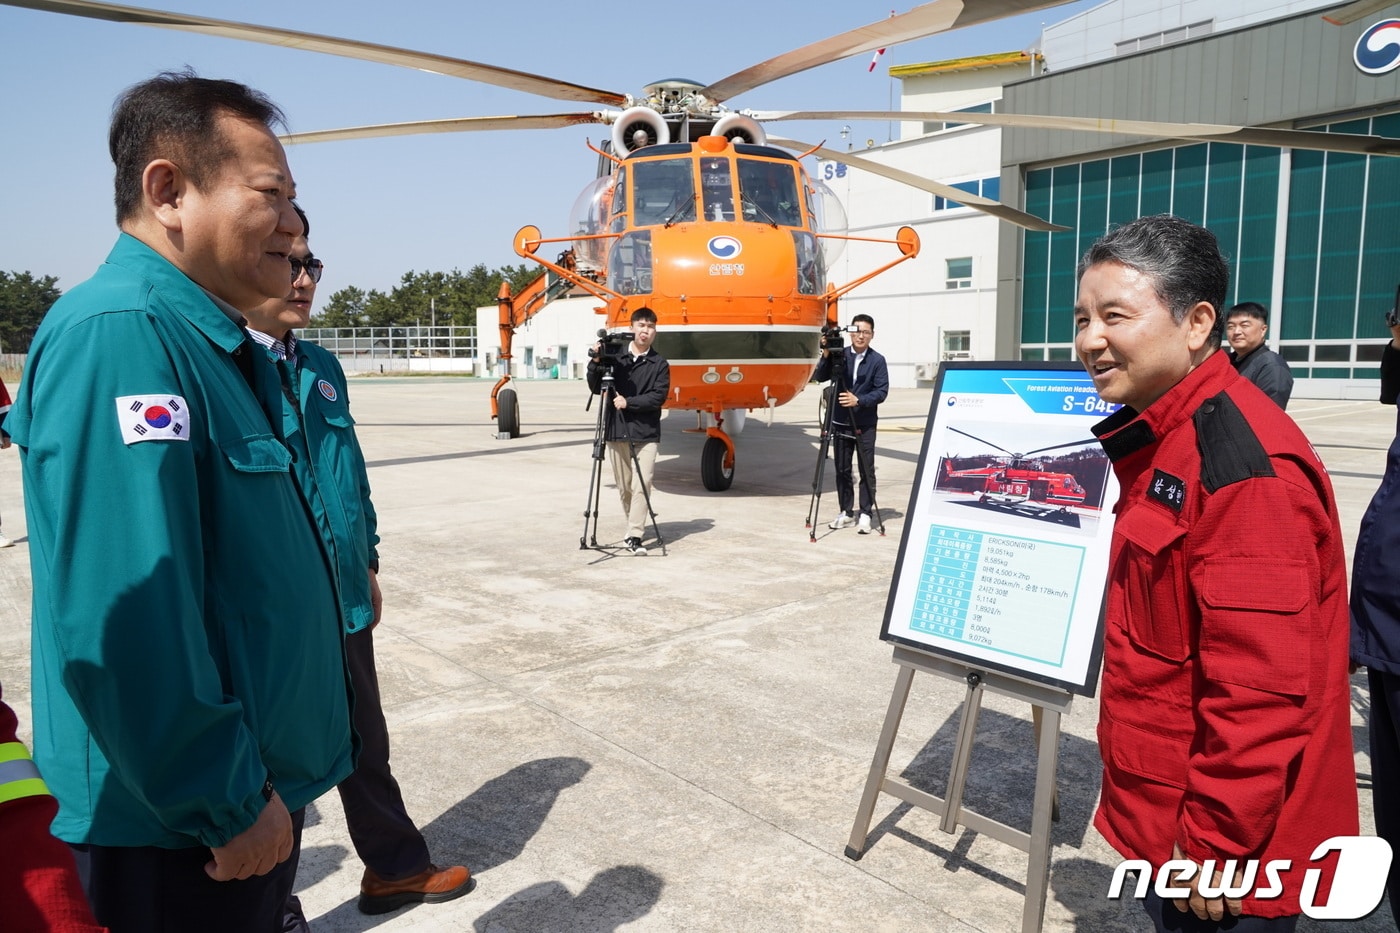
[881,362,1122,696]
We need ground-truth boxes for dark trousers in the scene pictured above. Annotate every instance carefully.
[284,626,431,930]
[1369,667,1400,929]
[833,426,877,516]
[1143,890,1298,933]
[340,623,430,880]
[71,808,305,933]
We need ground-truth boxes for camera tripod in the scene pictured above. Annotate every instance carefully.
[581,368,665,555]
[806,347,884,541]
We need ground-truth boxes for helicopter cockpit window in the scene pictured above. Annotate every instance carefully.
[792,231,826,296]
[609,167,629,234]
[700,156,735,222]
[631,158,695,226]
[737,159,801,227]
[607,230,653,296]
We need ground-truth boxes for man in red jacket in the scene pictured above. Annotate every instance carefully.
[1,683,105,932]
[1074,215,1357,930]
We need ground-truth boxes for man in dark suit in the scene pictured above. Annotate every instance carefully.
[814,314,889,534]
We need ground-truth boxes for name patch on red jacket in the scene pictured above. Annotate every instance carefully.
[1148,469,1185,512]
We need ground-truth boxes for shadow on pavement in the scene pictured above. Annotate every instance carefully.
[857,704,1101,896]
[311,756,592,930]
[472,865,664,932]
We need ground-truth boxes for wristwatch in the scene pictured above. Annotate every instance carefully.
[261,774,275,803]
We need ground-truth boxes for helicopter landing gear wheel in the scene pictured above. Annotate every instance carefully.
[701,436,734,491]
[497,387,520,438]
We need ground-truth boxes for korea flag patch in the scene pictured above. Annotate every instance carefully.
[116,395,191,445]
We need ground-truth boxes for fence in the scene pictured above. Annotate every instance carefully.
[0,328,481,379]
[301,325,477,374]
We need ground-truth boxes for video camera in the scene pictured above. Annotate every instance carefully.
[589,328,634,368]
[820,322,860,353]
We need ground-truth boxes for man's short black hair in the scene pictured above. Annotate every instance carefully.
[1077,214,1230,348]
[1227,301,1267,323]
[630,307,658,325]
[853,313,875,329]
[109,68,286,225]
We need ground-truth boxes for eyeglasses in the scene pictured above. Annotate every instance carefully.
[290,257,324,283]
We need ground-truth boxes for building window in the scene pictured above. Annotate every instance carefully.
[922,100,995,136]
[1115,20,1212,56]
[946,257,973,289]
[943,330,971,359]
[932,176,1000,213]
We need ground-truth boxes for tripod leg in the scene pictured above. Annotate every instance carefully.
[807,385,841,538]
[586,448,607,548]
[630,440,665,552]
[582,385,612,549]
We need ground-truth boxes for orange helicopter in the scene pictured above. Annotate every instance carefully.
[14,0,1400,490]
[939,426,1099,524]
[935,425,1108,526]
[503,115,920,491]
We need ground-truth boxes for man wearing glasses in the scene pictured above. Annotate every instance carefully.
[1225,302,1292,409]
[4,72,353,931]
[243,204,473,923]
[815,314,888,535]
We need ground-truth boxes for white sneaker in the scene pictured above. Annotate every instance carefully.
[0,534,13,548]
[857,513,873,535]
[828,513,854,530]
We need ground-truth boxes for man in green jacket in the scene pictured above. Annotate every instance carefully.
[247,204,472,922]
[4,71,353,932]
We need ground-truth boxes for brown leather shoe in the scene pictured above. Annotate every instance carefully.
[358,863,474,915]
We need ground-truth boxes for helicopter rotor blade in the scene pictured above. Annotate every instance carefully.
[280,113,613,146]
[767,136,1066,232]
[754,110,1400,157]
[702,0,1071,104]
[1321,0,1395,25]
[1023,437,1099,456]
[0,0,630,107]
[947,426,1016,457]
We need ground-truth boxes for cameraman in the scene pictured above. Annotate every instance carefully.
[587,307,671,555]
[815,314,888,534]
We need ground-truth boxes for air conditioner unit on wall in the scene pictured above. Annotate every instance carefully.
[915,363,938,380]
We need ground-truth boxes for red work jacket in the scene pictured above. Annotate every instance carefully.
[1091,351,1357,918]
[0,683,105,932]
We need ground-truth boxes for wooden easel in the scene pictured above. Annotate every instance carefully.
[845,645,1072,933]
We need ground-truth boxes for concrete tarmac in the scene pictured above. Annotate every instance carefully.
[0,377,1391,932]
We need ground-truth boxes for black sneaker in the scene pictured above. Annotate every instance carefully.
[624,536,648,556]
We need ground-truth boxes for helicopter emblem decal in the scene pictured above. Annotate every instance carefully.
[707,236,742,259]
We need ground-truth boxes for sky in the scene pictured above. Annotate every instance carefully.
[0,0,1098,296]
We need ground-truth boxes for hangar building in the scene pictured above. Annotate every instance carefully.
[998,0,1400,397]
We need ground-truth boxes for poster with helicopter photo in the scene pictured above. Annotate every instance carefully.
[882,362,1122,696]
